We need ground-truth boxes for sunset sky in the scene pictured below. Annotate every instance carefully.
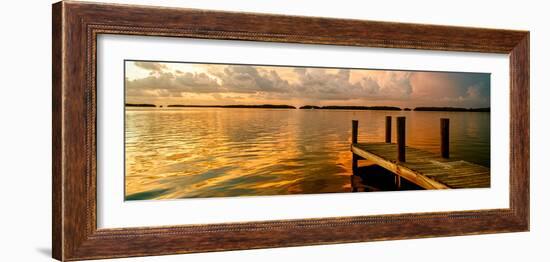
[125,61,490,108]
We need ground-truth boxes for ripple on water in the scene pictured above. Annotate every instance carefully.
[125,109,490,199]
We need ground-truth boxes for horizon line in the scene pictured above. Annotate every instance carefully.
[125,103,491,112]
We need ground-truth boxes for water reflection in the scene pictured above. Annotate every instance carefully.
[125,108,490,200]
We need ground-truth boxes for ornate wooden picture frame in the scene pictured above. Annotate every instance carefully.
[52,1,529,261]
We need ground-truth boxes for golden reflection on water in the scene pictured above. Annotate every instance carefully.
[125,108,490,200]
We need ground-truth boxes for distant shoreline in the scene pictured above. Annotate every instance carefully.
[125,103,490,112]
[125,103,156,107]
[299,105,401,111]
[166,104,296,109]
[413,107,490,112]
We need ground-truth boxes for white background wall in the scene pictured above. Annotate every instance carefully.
[0,0,547,261]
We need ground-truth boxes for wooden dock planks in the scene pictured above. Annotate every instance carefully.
[351,142,490,189]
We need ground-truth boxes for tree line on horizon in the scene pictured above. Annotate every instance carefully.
[125,103,490,112]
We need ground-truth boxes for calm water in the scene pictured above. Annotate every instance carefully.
[125,108,490,200]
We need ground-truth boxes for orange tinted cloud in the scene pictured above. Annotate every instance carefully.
[126,61,490,108]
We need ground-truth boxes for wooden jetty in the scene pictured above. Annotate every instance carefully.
[351,117,490,190]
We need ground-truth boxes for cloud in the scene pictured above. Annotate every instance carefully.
[212,66,292,93]
[293,68,354,98]
[378,71,413,97]
[290,68,412,101]
[127,62,416,101]
[134,62,167,73]
[127,64,416,101]
[409,72,490,108]
[126,71,221,97]
[125,61,490,107]
[457,84,489,106]
[127,65,293,96]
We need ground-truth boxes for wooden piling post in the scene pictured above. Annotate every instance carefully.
[352,120,358,144]
[395,174,401,189]
[395,117,406,188]
[352,120,359,173]
[440,118,450,158]
[397,117,406,162]
[385,116,392,143]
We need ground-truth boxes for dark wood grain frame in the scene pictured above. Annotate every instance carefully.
[52,1,529,261]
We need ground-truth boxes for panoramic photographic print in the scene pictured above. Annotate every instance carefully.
[124,60,491,200]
